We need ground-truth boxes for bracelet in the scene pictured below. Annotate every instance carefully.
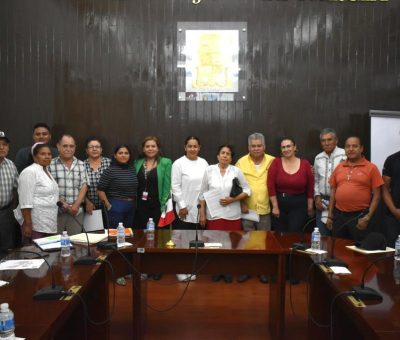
[327,216,333,220]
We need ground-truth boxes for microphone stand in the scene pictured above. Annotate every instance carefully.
[9,249,67,300]
[97,205,117,250]
[57,201,98,266]
[189,204,204,248]
[292,217,317,250]
[351,253,395,301]
[323,210,368,268]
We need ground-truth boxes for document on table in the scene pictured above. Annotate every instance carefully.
[203,190,224,218]
[0,259,45,270]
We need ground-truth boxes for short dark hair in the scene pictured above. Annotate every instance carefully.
[33,123,51,132]
[280,136,296,146]
[345,136,363,146]
[85,136,102,148]
[217,144,235,157]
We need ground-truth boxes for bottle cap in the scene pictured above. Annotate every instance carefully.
[0,303,9,312]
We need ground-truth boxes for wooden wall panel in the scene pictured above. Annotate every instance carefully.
[1,0,400,164]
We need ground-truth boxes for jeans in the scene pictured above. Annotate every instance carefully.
[107,198,135,228]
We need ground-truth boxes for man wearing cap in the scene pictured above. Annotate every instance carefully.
[14,122,58,173]
[49,134,87,235]
[327,136,383,241]
[0,131,20,249]
[313,128,346,235]
[382,151,400,247]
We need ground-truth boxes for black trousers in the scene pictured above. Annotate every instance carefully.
[0,208,21,250]
[384,213,400,248]
[272,193,308,233]
[332,208,369,242]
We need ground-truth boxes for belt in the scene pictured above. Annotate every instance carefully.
[111,196,136,202]
[278,192,305,198]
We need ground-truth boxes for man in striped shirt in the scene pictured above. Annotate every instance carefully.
[0,131,20,249]
[49,134,88,235]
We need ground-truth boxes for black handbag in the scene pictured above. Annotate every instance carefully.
[230,177,243,197]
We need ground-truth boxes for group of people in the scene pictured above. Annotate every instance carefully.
[1,123,399,283]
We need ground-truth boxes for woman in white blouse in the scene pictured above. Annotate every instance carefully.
[172,136,208,282]
[19,143,59,241]
[172,136,208,229]
[199,144,251,230]
[199,144,250,283]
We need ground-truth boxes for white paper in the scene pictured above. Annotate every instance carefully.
[117,242,133,249]
[305,248,328,255]
[0,259,45,270]
[346,245,395,254]
[0,280,9,287]
[203,190,225,218]
[69,232,107,244]
[39,242,61,251]
[204,242,223,248]
[330,266,351,274]
[33,235,61,246]
[83,209,104,231]
[241,209,260,222]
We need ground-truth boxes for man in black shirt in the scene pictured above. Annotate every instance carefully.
[382,151,400,247]
[14,122,58,173]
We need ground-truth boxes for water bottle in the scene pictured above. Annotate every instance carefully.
[60,231,71,257]
[394,259,400,285]
[0,303,15,340]
[146,218,155,241]
[311,227,321,251]
[61,256,71,282]
[117,222,125,248]
[395,235,400,263]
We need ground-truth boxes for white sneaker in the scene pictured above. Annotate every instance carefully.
[176,274,197,282]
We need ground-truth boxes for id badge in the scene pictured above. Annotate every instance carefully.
[142,191,148,201]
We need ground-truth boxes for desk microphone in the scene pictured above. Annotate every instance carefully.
[351,252,394,301]
[292,217,317,250]
[97,205,117,250]
[189,204,204,248]
[323,210,368,268]
[5,249,67,300]
[57,201,98,265]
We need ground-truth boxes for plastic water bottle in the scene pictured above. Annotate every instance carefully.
[395,235,400,263]
[0,303,15,339]
[117,222,125,248]
[311,227,321,251]
[60,231,71,257]
[147,218,155,241]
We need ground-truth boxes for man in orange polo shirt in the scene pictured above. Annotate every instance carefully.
[326,136,383,241]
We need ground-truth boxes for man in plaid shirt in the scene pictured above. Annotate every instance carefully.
[49,134,87,235]
[0,131,20,249]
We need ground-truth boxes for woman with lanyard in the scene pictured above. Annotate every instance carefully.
[18,143,59,242]
[134,136,171,280]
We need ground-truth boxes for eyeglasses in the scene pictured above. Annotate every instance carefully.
[87,145,101,150]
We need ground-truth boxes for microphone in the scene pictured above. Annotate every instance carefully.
[323,210,369,268]
[57,201,98,266]
[97,204,117,250]
[351,252,394,301]
[5,249,68,300]
[189,204,205,248]
[292,217,317,250]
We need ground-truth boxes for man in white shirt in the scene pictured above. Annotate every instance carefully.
[313,128,346,235]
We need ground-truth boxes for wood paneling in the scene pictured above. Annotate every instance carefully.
[1,0,399,162]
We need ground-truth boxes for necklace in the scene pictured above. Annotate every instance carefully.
[347,167,354,181]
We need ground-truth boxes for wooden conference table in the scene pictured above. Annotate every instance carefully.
[276,233,400,340]
[0,245,109,340]
[112,229,289,340]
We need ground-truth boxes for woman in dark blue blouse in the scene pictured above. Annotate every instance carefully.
[98,144,138,228]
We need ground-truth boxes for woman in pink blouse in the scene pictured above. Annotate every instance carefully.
[267,137,314,232]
